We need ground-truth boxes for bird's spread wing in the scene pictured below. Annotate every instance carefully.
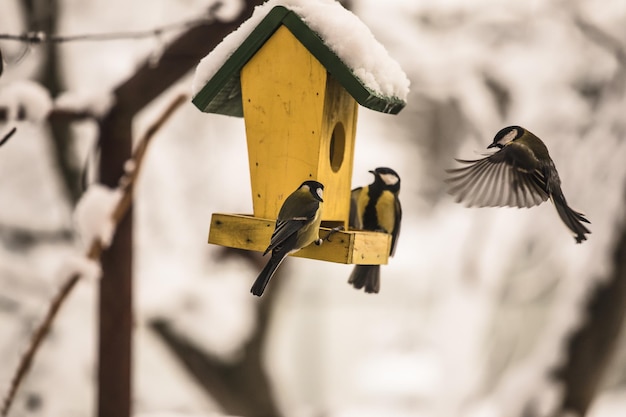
[446,147,550,208]
[264,200,320,254]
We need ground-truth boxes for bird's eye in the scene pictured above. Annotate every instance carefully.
[316,188,323,199]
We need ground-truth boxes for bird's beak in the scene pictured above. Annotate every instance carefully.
[487,143,497,149]
[368,170,375,175]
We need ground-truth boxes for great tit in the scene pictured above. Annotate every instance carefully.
[348,167,402,293]
[446,125,591,243]
[251,180,325,296]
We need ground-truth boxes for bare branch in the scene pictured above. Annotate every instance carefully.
[0,127,16,147]
[112,94,188,220]
[2,0,262,413]
[93,3,262,414]
[552,209,626,415]
[0,105,108,124]
[0,11,219,44]
[150,248,285,417]
[0,94,186,417]
[0,274,81,417]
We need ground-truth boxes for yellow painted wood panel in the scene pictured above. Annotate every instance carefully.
[240,25,359,227]
[241,25,326,219]
[208,213,390,265]
[318,74,358,226]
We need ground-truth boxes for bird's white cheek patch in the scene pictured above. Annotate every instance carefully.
[317,188,323,200]
[498,129,518,146]
[380,173,399,186]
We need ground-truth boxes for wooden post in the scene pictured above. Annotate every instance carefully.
[97,110,133,417]
[93,3,264,417]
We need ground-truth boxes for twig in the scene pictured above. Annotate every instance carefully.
[0,106,104,124]
[0,14,218,44]
[0,128,16,147]
[0,93,187,417]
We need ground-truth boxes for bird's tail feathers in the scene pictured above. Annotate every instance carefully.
[251,253,286,297]
[551,190,591,244]
[348,265,381,294]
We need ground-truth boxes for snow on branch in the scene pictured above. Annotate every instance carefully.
[75,184,123,249]
[54,90,116,120]
[0,80,116,123]
[0,93,187,417]
[0,80,53,122]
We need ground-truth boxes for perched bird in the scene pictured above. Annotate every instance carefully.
[348,167,402,293]
[446,125,591,243]
[251,180,325,296]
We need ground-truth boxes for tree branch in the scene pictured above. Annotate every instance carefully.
[0,106,99,123]
[0,94,186,417]
[553,207,626,415]
[0,8,220,44]
[94,4,262,415]
[150,249,285,417]
[2,1,265,414]
[0,127,17,147]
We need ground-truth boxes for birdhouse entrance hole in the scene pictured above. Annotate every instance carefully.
[329,122,345,172]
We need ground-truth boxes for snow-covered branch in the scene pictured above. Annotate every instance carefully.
[0,80,115,123]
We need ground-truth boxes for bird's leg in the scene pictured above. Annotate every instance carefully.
[322,226,344,243]
[314,226,344,246]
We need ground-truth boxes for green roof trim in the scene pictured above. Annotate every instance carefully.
[192,5,406,117]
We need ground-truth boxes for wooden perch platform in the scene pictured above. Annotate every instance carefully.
[209,213,391,265]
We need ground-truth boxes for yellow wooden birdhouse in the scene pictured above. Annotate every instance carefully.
[192,2,408,264]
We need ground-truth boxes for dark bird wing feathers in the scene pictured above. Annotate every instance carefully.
[446,145,550,208]
[349,187,363,230]
[390,196,402,256]
[263,199,320,255]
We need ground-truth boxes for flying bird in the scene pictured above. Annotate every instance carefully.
[348,167,402,293]
[251,180,325,296]
[446,125,590,243]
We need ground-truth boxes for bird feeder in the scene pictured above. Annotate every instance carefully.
[192,4,406,265]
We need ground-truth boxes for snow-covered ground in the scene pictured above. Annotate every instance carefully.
[1,0,626,416]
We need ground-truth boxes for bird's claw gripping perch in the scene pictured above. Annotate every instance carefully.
[314,226,344,245]
[323,225,344,243]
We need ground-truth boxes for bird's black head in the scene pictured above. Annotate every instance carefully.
[488,125,525,149]
[300,180,324,202]
[369,167,401,192]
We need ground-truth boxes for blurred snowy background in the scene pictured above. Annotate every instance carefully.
[1,0,626,416]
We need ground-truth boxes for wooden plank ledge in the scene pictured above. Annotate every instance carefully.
[208,213,391,265]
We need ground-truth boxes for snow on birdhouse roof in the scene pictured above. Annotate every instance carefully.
[192,0,410,116]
